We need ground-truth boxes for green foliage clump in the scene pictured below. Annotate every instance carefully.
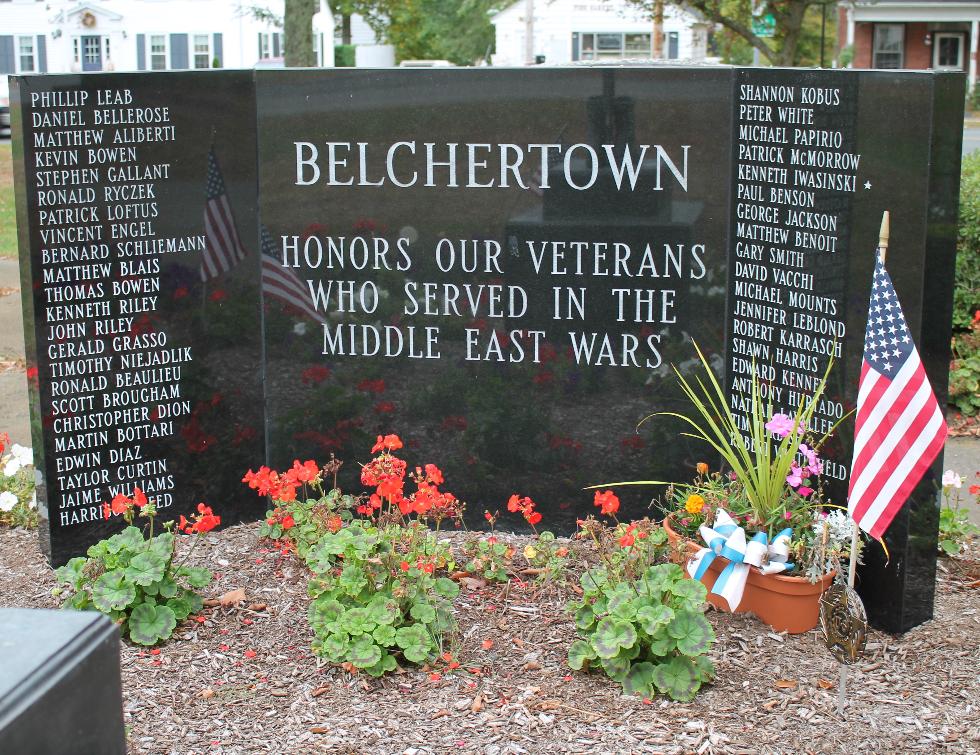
[54,526,213,645]
[305,521,459,676]
[955,153,980,332]
[567,563,716,701]
[334,44,356,67]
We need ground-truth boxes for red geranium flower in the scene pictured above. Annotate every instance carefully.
[594,490,620,517]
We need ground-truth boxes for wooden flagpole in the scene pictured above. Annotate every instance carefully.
[839,209,890,716]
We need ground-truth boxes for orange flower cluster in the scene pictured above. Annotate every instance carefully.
[507,494,542,526]
[101,486,148,520]
[178,503,221,534]
[593,490,621,517]
[242,459,321,502]
[618,522,648,548]
[359,435,461,521]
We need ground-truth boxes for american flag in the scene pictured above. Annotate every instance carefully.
[847,252,947,539]
[260,225,326,324]
[200,148,247,281]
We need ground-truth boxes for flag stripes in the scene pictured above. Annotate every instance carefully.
[200,149,246,281]
[259,226,327,325]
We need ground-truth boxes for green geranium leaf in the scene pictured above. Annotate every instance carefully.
[319,633,350,662]
[667,610,715,656]
[372,624,397,647]
[107,527,145,554]
[364,652,398,678]
[395,624,432,664]
[670,578,708,605]
[156,577,179,599]
[309,598,345,634]
[147,532,175,561]
[366,595,400,626]
[56,557,87,590]
[635,604,674,635]
[652,656,701,702]
[606,585,638,620]
[646,630,675,657]
[574,605,596,631]
[433,577,459,599]
[410,601,436,624]
[693,654,715,683]
[92,571,136,612]
[642,564,685,595]
[178,566,212,589]
[940,539,960,556]
[590,617,638,659]
[580,568,607,594]
[349,636,382,668]
[622,661,657,698]
[166,593,195,621]
[338,564,367,596]
[344,607,376,635]
[567,639,596,671]
[125,551,167,587]
[600,652,631,682]
[128,602,177,646]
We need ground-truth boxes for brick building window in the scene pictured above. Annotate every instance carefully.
[873,24,904,69]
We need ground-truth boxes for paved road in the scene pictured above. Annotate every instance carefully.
[965,126,980,157]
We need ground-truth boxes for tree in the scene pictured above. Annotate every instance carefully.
[284,0,318,66]
[629,0,838,67]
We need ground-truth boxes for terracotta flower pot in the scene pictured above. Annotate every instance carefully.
[663,514,834,634]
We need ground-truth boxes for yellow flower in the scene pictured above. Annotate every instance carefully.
[685,494,705,514]
[523,544,538,560]
[696,462,709,475]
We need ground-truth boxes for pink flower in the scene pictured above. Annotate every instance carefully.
[784,511,793,521]
[797,486,814,498]
[765,413,795,438]
[786,463,803,488]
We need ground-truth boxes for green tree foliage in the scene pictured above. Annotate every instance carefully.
[634,0,838,66]
[359,0,505,65]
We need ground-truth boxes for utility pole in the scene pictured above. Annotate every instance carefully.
[525,0,534,65]
[652,0,664,59]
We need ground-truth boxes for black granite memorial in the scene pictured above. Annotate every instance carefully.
[0,608,125,754]
[11,67,963,633]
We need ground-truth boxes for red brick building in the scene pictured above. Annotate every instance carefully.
[839,1,980,91]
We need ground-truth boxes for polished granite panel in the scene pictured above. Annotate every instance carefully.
[11,72,264,566]
[255,68,732,531]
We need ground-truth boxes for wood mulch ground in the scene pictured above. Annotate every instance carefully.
[1,523,979,755]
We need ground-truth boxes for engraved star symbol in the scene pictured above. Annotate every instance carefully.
[864,181,872,190]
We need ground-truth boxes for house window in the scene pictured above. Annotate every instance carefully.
[933,32,964,70]
[193,34,211,68]
[576,32,651,60]
[258,31,284,60]
[17,36,36,72]
[73,37,79,65]
[872,24,904,69]
[149,34,168,70]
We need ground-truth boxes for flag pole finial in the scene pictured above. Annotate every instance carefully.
[878,211,890,263]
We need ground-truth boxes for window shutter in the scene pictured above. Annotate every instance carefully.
[37,35,47,72]
[571,32,580,62]
[170,33,188,69]
[136,33,146,70]
[213,32,222,67]
[273,33,280,58]
[0,36,14,75]
[257,32,263,59]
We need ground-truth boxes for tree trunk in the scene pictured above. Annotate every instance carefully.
[652,0,664,59]
[342,13,352,46]
[285,0,317,67]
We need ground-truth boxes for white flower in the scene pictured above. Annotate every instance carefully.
[29,491,36,510]
[293,322,307,336]
[942,470,962,489]
[812,510,853,545]
[0,491,17,512]
[4,459,21,477]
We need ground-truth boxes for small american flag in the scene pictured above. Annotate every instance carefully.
[847,251,947,539]
[200,148,247,281]
[260,226,326,324]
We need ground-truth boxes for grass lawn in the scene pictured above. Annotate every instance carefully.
[0,143,16,259]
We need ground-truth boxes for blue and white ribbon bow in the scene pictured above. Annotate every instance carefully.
[686,510,795,610]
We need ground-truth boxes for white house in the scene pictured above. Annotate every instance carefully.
[0,0,335,78]
[490,0,709,66]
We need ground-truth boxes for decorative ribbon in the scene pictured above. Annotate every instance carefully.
[687,510,795,610]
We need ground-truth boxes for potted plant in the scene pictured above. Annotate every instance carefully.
[599,343,853,634]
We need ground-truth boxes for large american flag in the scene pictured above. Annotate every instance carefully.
[847,252,947,538]
[200,148,247,281]
[260,225,327,324]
